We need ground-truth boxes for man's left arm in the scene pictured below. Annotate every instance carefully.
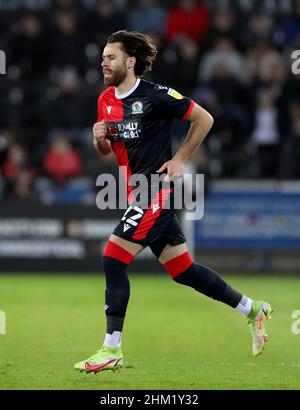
[157,103,213,180]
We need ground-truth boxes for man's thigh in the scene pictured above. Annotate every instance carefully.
[149,214,187,262]
[108,234,144,257]
[158,243,188,264]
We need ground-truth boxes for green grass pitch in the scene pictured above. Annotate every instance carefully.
[0,273,299,390]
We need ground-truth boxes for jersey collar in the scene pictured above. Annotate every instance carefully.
[115,78,141,99]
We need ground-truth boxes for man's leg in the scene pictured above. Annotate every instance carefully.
[74,234,143,373]
[102,234,143,349]
[158,243,273,357]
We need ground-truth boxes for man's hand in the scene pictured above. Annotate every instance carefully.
[156,158,184,182]
[93,120,107,142]
[93,121,112,155]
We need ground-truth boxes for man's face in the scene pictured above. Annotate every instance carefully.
[101,42,128,87]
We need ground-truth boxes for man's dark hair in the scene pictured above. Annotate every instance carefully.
[107,30,158,76]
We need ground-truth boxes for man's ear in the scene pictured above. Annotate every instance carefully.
[127,56,136,70]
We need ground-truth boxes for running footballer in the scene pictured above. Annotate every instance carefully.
[74,31,273,373]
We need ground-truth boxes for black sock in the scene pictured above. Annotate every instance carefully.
[174,263,242,308]
[103,256,130,331]
[106,315,125,334]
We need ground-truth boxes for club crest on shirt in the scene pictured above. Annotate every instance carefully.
[131,101,143,114]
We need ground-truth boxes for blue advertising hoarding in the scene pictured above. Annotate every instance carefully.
[195,186,300,250]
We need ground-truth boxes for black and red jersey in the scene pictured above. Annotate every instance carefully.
[97,78,194,200]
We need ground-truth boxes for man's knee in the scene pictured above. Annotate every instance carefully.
[103,240,135,270]
[102,241,133,317]
[102,255,127,275]
[162,252,228,301]
[162,251,193,279]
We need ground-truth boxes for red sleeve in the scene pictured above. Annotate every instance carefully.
[97,95,104,122]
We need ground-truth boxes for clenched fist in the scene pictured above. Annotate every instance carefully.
[93,121,112,155]
[93,120,107,142]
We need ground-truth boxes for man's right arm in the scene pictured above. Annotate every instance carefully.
[93,121,113,156]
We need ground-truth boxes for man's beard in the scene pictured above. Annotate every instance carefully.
[103,64,127,87]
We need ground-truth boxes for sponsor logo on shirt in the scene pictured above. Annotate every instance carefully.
[107,120,142,141]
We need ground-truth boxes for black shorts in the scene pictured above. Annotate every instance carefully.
[113,199,186,258]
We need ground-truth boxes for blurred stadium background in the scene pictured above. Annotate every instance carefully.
[1,0,300,273]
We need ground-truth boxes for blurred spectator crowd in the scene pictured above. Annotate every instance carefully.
[0,0,300,202]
